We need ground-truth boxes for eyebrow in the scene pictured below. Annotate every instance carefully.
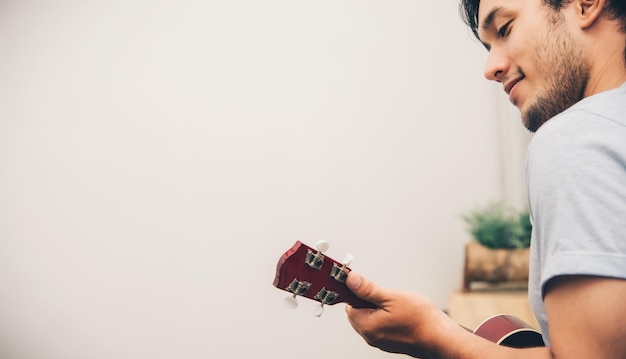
[480,6,502,31]
[478,6,503,50]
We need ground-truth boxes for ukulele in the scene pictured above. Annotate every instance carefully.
[273,240,377,316]
[273,240,545,348]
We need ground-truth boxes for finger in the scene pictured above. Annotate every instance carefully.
[346,271,389,305]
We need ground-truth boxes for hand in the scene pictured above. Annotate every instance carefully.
[344,271,465,358]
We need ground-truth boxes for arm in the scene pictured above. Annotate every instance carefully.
[544,275,626,359]
[344,271,623,358]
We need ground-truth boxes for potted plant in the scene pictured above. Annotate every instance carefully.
[461,202,531,291]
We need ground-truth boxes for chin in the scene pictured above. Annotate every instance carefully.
[520,117,535,133]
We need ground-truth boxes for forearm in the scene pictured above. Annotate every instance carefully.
[426,324,553,359]
[345,272,555,359]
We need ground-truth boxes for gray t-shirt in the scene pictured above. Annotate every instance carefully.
[526,81,626,346]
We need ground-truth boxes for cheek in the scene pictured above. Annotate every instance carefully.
[511,31,547,73]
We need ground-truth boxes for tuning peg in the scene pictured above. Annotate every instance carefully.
[342,253,354,266]
[306,241,329,270]
[312,288,337,317]
[316,240,329,253]
[329,253,354,283]
[283,295,298,309]
[313,304,324,317]
[284,279,311,310]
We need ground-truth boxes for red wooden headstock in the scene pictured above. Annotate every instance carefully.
[273,241,376,315]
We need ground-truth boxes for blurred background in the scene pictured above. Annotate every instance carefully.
[0,1,531,358]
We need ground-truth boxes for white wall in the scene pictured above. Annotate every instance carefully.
[494,87,534,210]
[0,1,526,358]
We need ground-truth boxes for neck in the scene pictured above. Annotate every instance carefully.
[583,26,626,97]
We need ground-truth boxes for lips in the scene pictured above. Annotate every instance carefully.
[504,76,524,104]
[504,77,523,96]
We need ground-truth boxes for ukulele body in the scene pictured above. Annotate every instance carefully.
[474,314,545,348]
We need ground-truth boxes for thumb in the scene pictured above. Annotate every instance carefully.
[346,271,387,305]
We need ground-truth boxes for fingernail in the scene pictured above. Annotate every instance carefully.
[347,271,361,289]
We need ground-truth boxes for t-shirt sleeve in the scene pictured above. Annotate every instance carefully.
[526,109,626,297]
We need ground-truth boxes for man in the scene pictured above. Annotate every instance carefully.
[345,0,626,358]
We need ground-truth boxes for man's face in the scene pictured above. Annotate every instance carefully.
[476,0,589,132]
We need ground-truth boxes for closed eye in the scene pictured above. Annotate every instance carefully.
[497,20,513,38]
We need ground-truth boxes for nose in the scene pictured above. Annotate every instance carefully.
[483,48,510,82]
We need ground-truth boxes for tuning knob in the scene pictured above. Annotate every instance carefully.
[316,240,329,253]
[342,254,354,266]
[283,295,298,309]
[313,304,324,317]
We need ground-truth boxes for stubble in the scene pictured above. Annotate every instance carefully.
[522,13,589,132]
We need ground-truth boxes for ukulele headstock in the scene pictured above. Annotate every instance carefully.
[273,240,376,316]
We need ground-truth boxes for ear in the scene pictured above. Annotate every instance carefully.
[577,0,605,29]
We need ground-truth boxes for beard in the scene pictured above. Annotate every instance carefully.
[521,13,590,133]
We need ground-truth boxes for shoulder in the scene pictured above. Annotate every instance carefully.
[530,81,626,149]
[526,91,626,288]
[526,99,626,213]
[527,91,626,184]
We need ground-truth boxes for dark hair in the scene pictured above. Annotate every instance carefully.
[459,0,626,39]
[459,0,481,40]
